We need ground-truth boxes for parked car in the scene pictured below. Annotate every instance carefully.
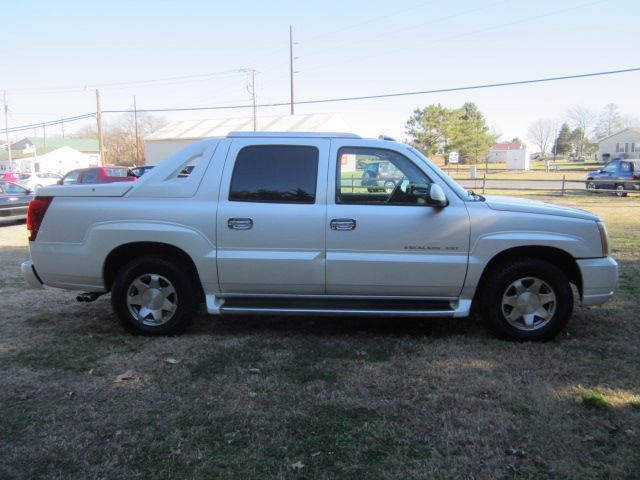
[361,160,404,193]
[22,132,617,341]
[0,180,33,222]
[2,172,26,183]
[586,158,640,197]
[130,165,155,177]
[60,166,137,185]
[18,172,62,191]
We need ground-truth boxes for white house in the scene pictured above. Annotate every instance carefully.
[6,146,95,174]
[597,127,640,163]
[487,142,529,170]
[144,113,350,165]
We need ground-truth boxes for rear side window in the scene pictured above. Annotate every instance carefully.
[229,145,318,204]
[105,168,129,177]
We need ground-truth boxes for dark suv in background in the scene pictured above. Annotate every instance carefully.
[586,159,640,197]
[361,161,404,193]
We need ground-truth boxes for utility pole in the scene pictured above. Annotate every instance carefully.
[243,68,258,131]
[289,25,295,115]
[96,89,105,166]
[133,96,140,165]
[3,91,12,171]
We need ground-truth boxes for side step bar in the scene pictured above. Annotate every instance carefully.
[206,295,471,318]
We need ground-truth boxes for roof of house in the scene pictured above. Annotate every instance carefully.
[491,142,524,151]
[10,137,99,152]
[145,113,350,141]
[597,127,640,143]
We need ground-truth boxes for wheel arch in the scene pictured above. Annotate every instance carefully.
[103,242,204,301]
[474,246,582,301]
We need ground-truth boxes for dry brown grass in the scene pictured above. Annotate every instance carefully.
[1,196,639,479]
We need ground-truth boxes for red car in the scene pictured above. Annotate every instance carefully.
[2,172,26,183]
[60,166,137,185]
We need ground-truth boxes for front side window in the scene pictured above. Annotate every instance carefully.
[602,162,617,173]
[337,147,433,205]
[229,145,318,204]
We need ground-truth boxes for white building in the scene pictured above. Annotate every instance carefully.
[597,127,640,163]
[1,146,95,174]
[487,142,529,170]
[144,113,350,165]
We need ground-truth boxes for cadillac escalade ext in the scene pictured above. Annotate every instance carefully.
[22,132,617,340]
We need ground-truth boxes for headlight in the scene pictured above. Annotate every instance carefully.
[597,221,610,256]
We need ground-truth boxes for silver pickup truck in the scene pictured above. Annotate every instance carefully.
[22,132,617,340]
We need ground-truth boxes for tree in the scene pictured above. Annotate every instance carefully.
[405,102,496,164]
[552,122,572,156]
[404,104,454,156]
[450,102,497,165]
[566,105,597,158]
[594,103,623,140]
[71,113,167,165]
[527,119,555,157]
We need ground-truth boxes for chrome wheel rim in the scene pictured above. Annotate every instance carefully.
[126,274,177,326]
[384,181,395,193]
[501,276,556,331]
[615,185,624,196]
[587,182,596,191]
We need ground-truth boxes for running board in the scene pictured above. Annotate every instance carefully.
[206,295,471,318]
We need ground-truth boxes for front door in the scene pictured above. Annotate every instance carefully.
[216,139,329,295]
[326,144,470,298]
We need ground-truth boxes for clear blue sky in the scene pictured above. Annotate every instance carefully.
[2,0,639,144]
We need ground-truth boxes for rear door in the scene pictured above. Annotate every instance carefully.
[216,138,329,295]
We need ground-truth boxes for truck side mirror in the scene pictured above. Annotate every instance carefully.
[428,184,448,207]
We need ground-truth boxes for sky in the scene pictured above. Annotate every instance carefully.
[1,0,639,145]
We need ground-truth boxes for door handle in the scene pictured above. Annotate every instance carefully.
[228,218,253,230]
[330,218,356,231]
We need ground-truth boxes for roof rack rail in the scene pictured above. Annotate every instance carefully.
[378,135,397,141]
[226,131,361,139]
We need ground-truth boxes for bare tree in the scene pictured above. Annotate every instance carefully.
[594,103,623,140]
[527,119,556,157]
[566,106,597,157]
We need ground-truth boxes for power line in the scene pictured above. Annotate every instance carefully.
[4,67,640,133]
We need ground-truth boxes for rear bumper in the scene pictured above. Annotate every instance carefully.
[577,257,618,306]
[21,260,44,289]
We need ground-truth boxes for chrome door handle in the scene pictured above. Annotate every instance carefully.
[330,218,356,231]
[228,218,253,230]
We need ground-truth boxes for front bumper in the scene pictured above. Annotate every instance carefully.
[21,260,44,289]
[577,257,618,306]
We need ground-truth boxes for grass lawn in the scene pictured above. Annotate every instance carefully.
[1,194,639,479]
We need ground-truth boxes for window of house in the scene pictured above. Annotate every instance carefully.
[336,147,433,206]
[229,145,318,204]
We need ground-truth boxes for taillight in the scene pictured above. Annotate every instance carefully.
[27,196,53,242]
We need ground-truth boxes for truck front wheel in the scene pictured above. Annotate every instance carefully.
[111,256,198,335]
[480,259,573,341]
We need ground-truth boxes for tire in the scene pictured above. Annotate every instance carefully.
[586,181,596,191]
[384,181,396,194]
[480,259,573,341]
[111,256,198,335]
[615,184,627,197]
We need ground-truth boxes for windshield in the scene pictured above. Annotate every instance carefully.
[407,147,471,200]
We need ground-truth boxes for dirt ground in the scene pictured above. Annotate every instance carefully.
[1,198,639,479]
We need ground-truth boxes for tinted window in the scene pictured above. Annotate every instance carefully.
[63,171,80,185]
[82,170,99,183]
[229,146,318,204]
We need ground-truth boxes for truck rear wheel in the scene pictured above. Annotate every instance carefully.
[480,259,573,341]
[111,256,198,335]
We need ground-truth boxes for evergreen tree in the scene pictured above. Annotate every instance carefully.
[552,122,572,156]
